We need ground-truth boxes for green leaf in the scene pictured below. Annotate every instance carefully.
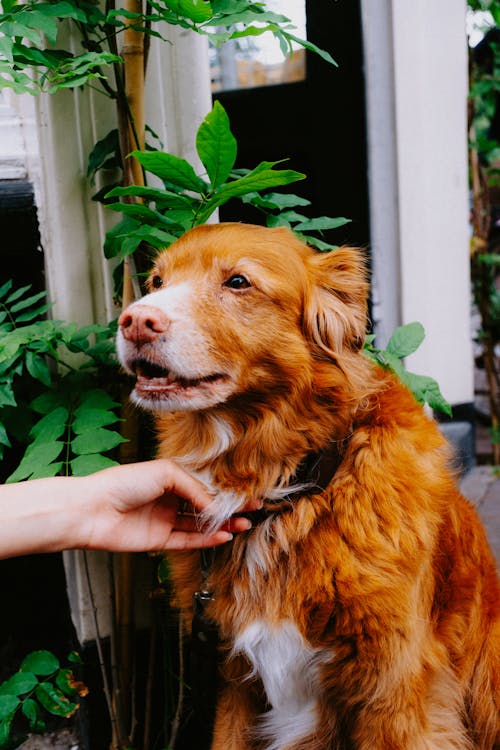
[77,389,120,411]
[36,2,87,22]
[72,408,120,434]
[15,10,58,45]
[0,717,14,748]
[35,682,78,718]
[105,185,193,210]
[71,428,127,456]
[55,668,78,697]
[196,161,305,223]
[243,191,310,210]
[6,441,64,482]
[163,0,212,22]
[131,150,207,193]
[399,371,452,417]
[22,698,45,732]
[0,672,37,697]
[25,350,51,386]
[70,453,118,477]
[0,423,11,449]
[29,407,68,443]
[285,32,337,67]
[20,651,59,677]
[293,216,351,232]
[0,280,13,300]
[9,290,47,315]
[196,101,237,189]
[31,391,65,415]
[5,284,31,305]
[386,322,425,359]
[67,651,83,665]
[0,381,16,409]
[87,129,120,185]
[0,695,19,721]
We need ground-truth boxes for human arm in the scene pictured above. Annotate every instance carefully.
[0,459,251,559]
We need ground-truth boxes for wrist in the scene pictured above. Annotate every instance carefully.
[0,476,88,558]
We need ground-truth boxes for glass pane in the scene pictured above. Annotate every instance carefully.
[210,0,307,93]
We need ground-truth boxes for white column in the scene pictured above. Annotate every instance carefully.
[361,0,473,407]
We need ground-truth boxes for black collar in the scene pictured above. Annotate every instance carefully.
[243,439,345,526]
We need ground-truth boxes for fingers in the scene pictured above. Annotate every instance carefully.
[165,529,235,550]
[173,513,251,534]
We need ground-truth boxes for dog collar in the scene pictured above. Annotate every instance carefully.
[243,439,346,526]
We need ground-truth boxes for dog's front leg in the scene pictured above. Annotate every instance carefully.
[211,655,266,750]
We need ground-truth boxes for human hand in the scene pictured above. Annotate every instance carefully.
[78,458,251,552]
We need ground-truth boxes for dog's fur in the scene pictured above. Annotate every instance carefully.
[117,222,500,750]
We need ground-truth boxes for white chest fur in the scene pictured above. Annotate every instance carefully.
[233,619,325,750]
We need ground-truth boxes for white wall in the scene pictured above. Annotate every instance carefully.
[361,0,474,407]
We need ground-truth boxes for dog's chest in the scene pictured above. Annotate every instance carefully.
[233,619,325,749]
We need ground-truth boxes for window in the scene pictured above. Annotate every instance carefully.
[210,0,306,92]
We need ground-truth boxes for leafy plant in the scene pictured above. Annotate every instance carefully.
[468,3,500,462]
[0,0,334,95]
[0,649,87,749]
[102,100,351,277]
[364,322,452,416]
[0,280,123,481]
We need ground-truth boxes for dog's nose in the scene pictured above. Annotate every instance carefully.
[118,304,170,344]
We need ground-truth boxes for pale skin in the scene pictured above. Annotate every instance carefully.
[0,459,252,560]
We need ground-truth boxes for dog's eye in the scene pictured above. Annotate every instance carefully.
[224,274,251,290]
[151,275,163,289]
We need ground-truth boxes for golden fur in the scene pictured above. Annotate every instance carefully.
[117,223,500,750]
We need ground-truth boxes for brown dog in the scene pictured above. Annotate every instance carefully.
[117,222,500,750]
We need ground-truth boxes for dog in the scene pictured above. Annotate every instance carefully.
[117,222,500,750]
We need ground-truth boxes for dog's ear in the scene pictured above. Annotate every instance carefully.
[303,247,368,358]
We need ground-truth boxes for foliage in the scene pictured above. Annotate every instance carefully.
[468,1,500,461]
[0,0,334,95]
[0,649,86,749]
[364,322,452,417]
[101,100,351,276]
[0,280,123,481]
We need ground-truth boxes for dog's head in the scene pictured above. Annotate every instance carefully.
[117,223,368,414]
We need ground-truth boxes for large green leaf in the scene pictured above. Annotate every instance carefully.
[0,695,19,722]
[196,101,237,189]
[29,407,68,443]
[196,161,305,223]
[22,698,45,732]
[70,454,119,476]
[71,427,127,455]
[399,371,452,417]
[386,322,426,359]
[25,349,51,386]
[163,0,212,22]
[72,407,119,434]
[0,672,38,697]
[87,128,120,185]
[35,683,78,718]
[77,389,120,411]
[132,150,207,193]
[20,651,59,677]
[6,441,64,482]
[293,216,351,232]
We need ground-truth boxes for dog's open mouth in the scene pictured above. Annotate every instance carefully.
[131,358,227,398]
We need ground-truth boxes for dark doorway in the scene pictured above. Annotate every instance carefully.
[213,0,369,250]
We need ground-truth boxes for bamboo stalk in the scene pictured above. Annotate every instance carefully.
[114,0,147,744]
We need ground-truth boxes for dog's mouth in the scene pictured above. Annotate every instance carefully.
[131,358,228,397]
